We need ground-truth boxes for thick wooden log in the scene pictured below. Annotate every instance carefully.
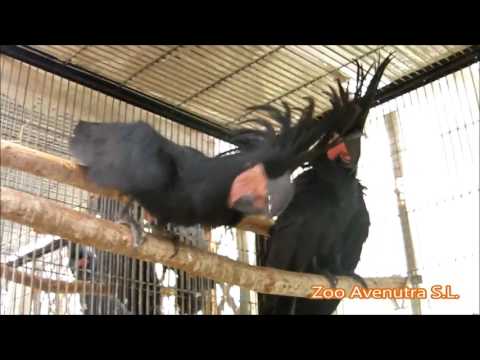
[0,140,273,235]
[1,187,408,298]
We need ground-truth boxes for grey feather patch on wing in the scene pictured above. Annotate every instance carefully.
[267,172,295,217]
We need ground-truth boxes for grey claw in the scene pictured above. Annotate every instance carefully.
[351,273,368,288]
[116,218,145,248]
[317,269,338,288]
[169,235,180,259]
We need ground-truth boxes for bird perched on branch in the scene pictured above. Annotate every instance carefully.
[67,243,158,315]
[260,55,393,315]
[69,99,336,249]
[85,195,163,315]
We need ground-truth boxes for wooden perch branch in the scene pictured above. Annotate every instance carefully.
[0,140,129,202]
[0,263,111,295]
[0,263,178,297]
[0,140,272,236]
[1,187,408,299]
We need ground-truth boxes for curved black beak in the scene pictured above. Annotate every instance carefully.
[228,165,295,218]
[231,194,267,215]
[266,173,294,217]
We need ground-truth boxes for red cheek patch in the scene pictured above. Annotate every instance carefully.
[327,142,351,162]
[77,258,88,268]
[144,210,156,224]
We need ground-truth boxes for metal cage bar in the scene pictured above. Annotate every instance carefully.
[0,54,258,315]
[1,45,478,315]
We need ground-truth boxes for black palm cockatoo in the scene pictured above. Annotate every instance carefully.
[69,99,337,248]
[67,244,134,315]
[261,55,393,315]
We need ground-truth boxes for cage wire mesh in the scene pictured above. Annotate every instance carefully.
[1,47,479,315]
[252,61,479,315]
[0,54,258,315]
[335,62,479,314]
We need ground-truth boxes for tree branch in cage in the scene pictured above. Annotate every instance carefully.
[0,263,181,297]
[5,238,66,268]
[0,140,273,236]
[0,263,111,295]
[0,140,130,202]
[1,186,408,299]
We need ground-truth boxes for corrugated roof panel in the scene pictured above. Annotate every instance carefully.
[28,45,473,132]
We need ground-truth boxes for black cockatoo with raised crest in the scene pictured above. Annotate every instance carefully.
[261,55,393,315]
[69,98,336,249]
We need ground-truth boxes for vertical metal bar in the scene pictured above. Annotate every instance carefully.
[122,103,136,315]
[428,80,455,199]
[54,239,63,314]
[201,135,211,315]
[110,111,124,347]
[454,62,480,313]
[114,237,121,315]
[188,128,198,315]
[78,86,89,311]
[60,75,72,315]
[18,66,37,314]
[442,74,465,182]
[145,255,151,315]
[440,74,467,197]
[15,64,32,314]
[50,74,63,313]
[106,102,124,314]
[98,96,116,315]
[93,92,109,313]
[235,229,250,315]
[134,106,144,316]
[83,86,95,313]
[449,71,472,199]
[384,110,422,315]
[8,59,25,314]
[161,114,172,314]
[101,198,110,314]
[467,64,479,105]
[119,100,128,313]
[452,70,474,164]
[433,76,461,196]
[70,82,82,311]
[97,93,109,315]
[0,55,6,314]
[69,84,85,313]
[138,260,144,315]
[143,110,152,315]
[459,67,479,152]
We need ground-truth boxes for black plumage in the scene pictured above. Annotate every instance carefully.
[67,244,132,315]
[261,56,392,315]
[69,100,337,246]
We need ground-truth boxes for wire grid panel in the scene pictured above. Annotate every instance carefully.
[2,50,478,315]
[336,62,479,315]
[0,54,258,315]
